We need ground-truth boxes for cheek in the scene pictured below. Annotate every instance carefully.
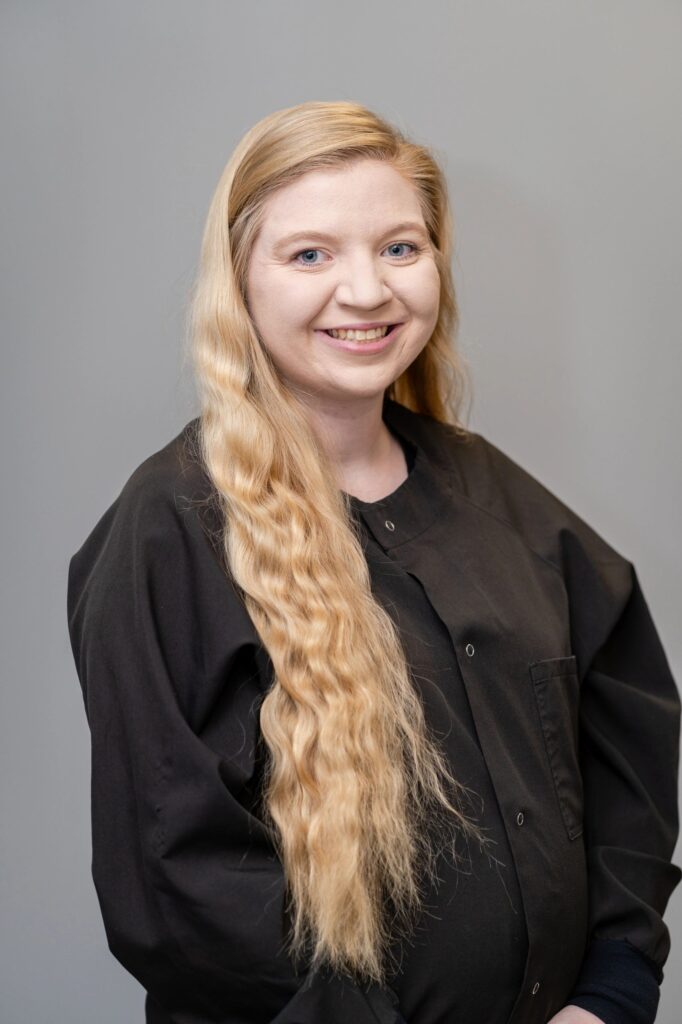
[402,262,441,324]
[265,275,324,328]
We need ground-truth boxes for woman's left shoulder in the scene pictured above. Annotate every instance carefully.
[417,409,632,578]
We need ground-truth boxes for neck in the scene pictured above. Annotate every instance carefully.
[298,392,398,486]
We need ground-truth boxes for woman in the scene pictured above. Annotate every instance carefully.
[66,101,680,1024]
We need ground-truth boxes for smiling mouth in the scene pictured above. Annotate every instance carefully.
[323,324,399,341]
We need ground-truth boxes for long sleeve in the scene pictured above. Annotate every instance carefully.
[565,555,682,1023]
[452,428,682,1024]
[567,936,660,1024]
[66,449,401,1024]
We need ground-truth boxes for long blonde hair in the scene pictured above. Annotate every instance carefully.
[188,100,489,985]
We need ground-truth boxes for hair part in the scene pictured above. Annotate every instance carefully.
[188,100,489,985]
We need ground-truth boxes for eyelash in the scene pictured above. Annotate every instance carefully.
[292,242,420,269]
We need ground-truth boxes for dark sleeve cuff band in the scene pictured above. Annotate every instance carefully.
[567,937,661,1024]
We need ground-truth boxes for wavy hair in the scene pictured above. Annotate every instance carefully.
[188,100,489,985]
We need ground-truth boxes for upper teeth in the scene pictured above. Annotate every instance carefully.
[327,325,390,340]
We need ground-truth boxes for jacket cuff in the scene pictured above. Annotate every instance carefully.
[567,937,661,1024]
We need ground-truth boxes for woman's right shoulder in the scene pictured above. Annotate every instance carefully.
[117,416,212,517]
[67,418,258,733]
[69,416,224,578]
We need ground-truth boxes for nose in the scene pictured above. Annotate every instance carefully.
[333,253,393,310]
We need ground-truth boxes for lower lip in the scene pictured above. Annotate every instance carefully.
[314,323,404,354]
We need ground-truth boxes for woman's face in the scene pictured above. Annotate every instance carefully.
[245,158,441,411]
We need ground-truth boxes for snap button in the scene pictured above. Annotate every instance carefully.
[384,520,395,532]
[465,643,475,657]
[531,982,540,995]
[516,811,525,827]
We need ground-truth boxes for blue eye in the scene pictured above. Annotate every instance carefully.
[385,242,417,259]
[294,249,325,266]
[292,241,419,269]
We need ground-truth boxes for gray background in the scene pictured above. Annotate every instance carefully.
[2,1,680,1021]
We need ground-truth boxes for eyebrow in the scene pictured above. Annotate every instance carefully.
[272,221,430,253]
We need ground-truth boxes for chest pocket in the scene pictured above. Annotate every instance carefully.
[530,655,584,841]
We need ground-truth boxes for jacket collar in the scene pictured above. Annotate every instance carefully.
[345,397,458,551]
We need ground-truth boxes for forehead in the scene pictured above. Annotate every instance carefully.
[258,160,425,243]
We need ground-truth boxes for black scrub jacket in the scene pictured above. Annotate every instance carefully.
[66,396,681,1024]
